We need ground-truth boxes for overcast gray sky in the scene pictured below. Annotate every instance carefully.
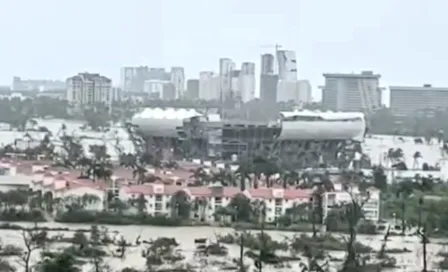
[0,0,447,102]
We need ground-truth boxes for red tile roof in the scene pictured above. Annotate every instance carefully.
[121,184,311,200]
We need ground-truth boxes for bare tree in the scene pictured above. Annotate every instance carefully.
[19,226,47,272]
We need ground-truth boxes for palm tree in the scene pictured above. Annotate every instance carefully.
[387,148,404,166]
[235,158,254,190]
[81,194,100,208]
[119,153,138,168]
[189,167,210,186]
[193,197,208,222]
[413,151,422,169]
[129,194,147,214]
[395,180,414,235]
[285,202,308,223]
[252,156,279,188]
[171,190,191,219]
[86,145,113,182]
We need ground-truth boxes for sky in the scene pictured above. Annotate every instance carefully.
[1,0,448,103]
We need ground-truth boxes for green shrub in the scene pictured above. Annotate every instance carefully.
[56,210,183,226]
[0,208,45,222]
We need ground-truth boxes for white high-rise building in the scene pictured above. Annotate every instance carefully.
[66,72,112,106]
[170,67,185,99]
[219,58,235,100]
[297,80,312,104]
[260,54,275,75]
[239,62,256,102]
[322,71,381,112]
[276,50,298,80]
[276,79,312,104]
[199,72,221,101]
[120,66,149,92]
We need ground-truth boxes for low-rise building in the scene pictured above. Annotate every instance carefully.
[322,184,380,222]
[0,158,318,223]
[119,183,312,223]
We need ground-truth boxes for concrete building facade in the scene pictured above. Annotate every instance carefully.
[239,62,256,102]
[219,58,235,101]
[66,73,112,106]
[322,71,381,112]
[170,67,185,99]
[389,84,448,117]
[276,50,297,81]
[199,72,220,101]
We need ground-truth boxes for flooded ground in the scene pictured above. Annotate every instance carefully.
[1,222,447,271]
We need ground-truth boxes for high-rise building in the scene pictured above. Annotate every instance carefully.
[186,79,199,100]
[297,80,312,104]
[199,72,220,101]
[239,62,256,102]
[260,75,278,104]
[120,66,170,93]
[120,66,149,92]
[219,58,235,100]
[230,70,241,100]
[276,80,312,105]
[66,73,112,106]
[276,50,297,80]
[321,71,381,112]
[260,54,275,75]
[144,80,167,98]
[170,67,185,99]
[390,84,448,117]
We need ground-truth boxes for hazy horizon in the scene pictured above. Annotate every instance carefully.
[1,0,448,104]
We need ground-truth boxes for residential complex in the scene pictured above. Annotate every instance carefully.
[0,159,380,224]
[389,84,448,117]
[321,71,382,113]
[66,72,113,106]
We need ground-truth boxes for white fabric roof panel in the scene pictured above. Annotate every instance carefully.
[131,107,203,137]
[278,110,366,141]
[133,107,202,120]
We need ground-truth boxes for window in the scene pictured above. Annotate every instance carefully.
[215,197,222,204]
[155,195,162,201]
[155,203,162,210]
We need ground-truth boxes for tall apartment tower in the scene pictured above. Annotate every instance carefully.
[239,62,256,103]
[276,50,298,80]
[219,58,235,101]
[170,67,185,99]
[66,72,112,106]
[321,71,382,112]
[260,54,275,75]
[260,53,278,104]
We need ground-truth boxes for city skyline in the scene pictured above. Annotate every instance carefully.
[1,0,448,104]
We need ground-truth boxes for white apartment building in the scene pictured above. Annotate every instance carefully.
[322,185,380,222]
[276,50,298,81]
[170,67,185,99]
[199,72,221,101]
[276,79,312,104]
[239,62,256,103]
[219,58,235,100]
[389,84,448,117]
[144,80,167,98]
[66,73,112,106]
[321,71,382,112]
[119,183,311,223]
